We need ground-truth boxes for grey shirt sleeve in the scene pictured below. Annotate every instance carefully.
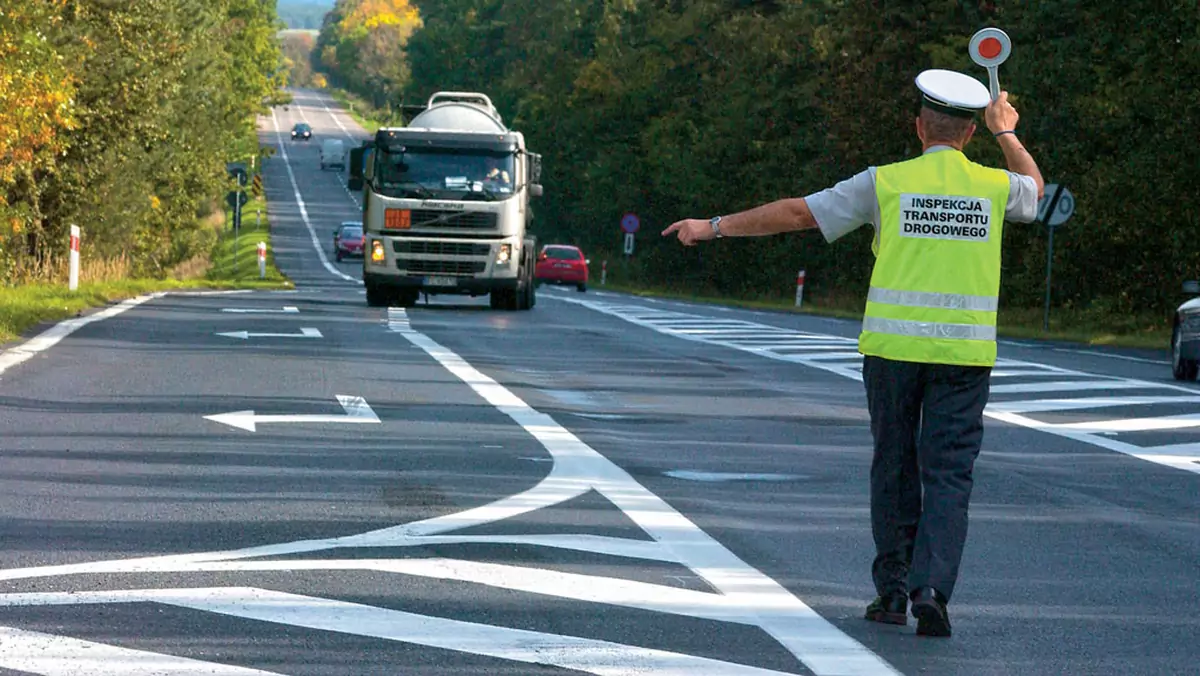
[803,168,879,243]
[805,165,1041,239]
[1004,172,1040,223]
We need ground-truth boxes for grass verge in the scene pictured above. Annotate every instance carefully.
[595,281,1171,351]
[0,186,291,346]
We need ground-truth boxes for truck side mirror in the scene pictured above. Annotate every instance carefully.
[528,152,542,183]
[1184,280,1200,295]
[530,184,543,198]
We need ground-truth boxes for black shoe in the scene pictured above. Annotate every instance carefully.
[864,592,908,625]
[910,587,951,637]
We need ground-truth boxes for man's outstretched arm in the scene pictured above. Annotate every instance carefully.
[660,198,818,245]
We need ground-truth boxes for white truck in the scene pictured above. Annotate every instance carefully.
[348,91,542,310]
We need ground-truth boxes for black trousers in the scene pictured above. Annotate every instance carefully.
[862,354,991,602]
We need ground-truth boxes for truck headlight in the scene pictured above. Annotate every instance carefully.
[496,243,512,265]
[371,240,385,263]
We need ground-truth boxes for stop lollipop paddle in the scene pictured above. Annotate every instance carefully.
[969,27,1012,101]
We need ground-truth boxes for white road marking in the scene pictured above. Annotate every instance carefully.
[664,471,805,483]
[1052,347,1167,365]
[0,624,287,675]
[546,296,1200,476]
[269,107,360,284]
[216,328,322,340]
[204,395,380,433]
[0,293,163,379]
[382,308,899,675]
[220,306,299,314]
[0,587,801,676]
[0,308,901,675]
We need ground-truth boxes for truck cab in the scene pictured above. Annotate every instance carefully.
[350,92,543,310]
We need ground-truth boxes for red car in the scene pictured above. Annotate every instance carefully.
[535,244,589,292]
[333,221,364,261]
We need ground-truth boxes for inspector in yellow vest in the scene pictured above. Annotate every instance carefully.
[858,148,1011,367]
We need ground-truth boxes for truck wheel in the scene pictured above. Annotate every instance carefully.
[489,289,511,310]
[397,289,420,308]
[365,283,389,307]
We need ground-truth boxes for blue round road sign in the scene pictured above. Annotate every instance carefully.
[621,213,640,234]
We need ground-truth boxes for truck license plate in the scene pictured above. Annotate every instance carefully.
[425,276,457,287]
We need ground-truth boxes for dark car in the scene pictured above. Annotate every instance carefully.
[333,221,364,262]
[291,123,312,141]
[534,244,589,292]
[1172,279,1200,380]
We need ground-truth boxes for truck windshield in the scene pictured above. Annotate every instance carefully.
[374,147,515,199]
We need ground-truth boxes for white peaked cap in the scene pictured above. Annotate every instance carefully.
[915,69,991,118]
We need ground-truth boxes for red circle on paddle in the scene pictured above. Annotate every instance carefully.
[978,37,1003,59]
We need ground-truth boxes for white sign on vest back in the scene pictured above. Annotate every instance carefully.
[899,194,992,242]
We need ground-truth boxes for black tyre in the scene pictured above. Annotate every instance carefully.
[576,283,587,293]
[365,283,389,307]
[1171,319,1198,381]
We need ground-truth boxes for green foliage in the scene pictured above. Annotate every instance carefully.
[0,0,287,284]
[314,0,422,109]
[328,0,1199,323]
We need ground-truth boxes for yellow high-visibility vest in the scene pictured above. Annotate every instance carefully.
[859,149,1011,367]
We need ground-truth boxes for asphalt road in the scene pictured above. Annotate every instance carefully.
[0,88,1195,675]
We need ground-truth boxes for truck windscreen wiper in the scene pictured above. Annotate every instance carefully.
[384,180,434,199]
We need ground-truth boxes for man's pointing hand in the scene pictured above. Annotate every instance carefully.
[661,219,715,246]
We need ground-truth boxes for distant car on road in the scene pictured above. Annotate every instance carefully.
[333,221,364,262]
[291,123,312,141]
[320,139,345,171]
[1172,279,1200,380]
[535,244,589,292]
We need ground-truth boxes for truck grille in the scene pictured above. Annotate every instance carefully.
[409,209,498,231]
[393,241,491,257]
[400,259,487,276]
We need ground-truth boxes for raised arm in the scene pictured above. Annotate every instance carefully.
[987,91,1044,200]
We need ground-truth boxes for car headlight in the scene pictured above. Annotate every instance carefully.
[371,240,385,263]
[496,243,512,265]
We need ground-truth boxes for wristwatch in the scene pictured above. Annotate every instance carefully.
[709,216,724,238]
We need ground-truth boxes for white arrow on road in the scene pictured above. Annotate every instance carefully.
[220,306,300,314]
[204,395,380,433]
[216,328,323,340]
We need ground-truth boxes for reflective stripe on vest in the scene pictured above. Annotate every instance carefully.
[866,286,999,312]
[862,316,997,341]
[858,149,1011,367]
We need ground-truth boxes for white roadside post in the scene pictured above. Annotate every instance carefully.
[794,269,805,308]
[257,241,267,279]
[68,225,81,291]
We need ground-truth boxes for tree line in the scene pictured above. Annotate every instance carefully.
[314,1,1198,320]
[0,0,286,284]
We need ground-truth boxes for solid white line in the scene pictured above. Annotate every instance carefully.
[548,295,1200,476]
[989,379,1150,394]
[383,308,899,676]
[0,587,804,676]
[220,306,299,314]
[269,107,359,284]
[0,293,162,379]
[0,624,285,675]
[987,395,1200,414]
[1047,413,1200,433]
[1052,347,1167,365]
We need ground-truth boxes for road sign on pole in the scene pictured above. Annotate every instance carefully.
[620,213,640,234]
[1037,183,1075,332]
[969,27,1012,101]
[623,232,635,256]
